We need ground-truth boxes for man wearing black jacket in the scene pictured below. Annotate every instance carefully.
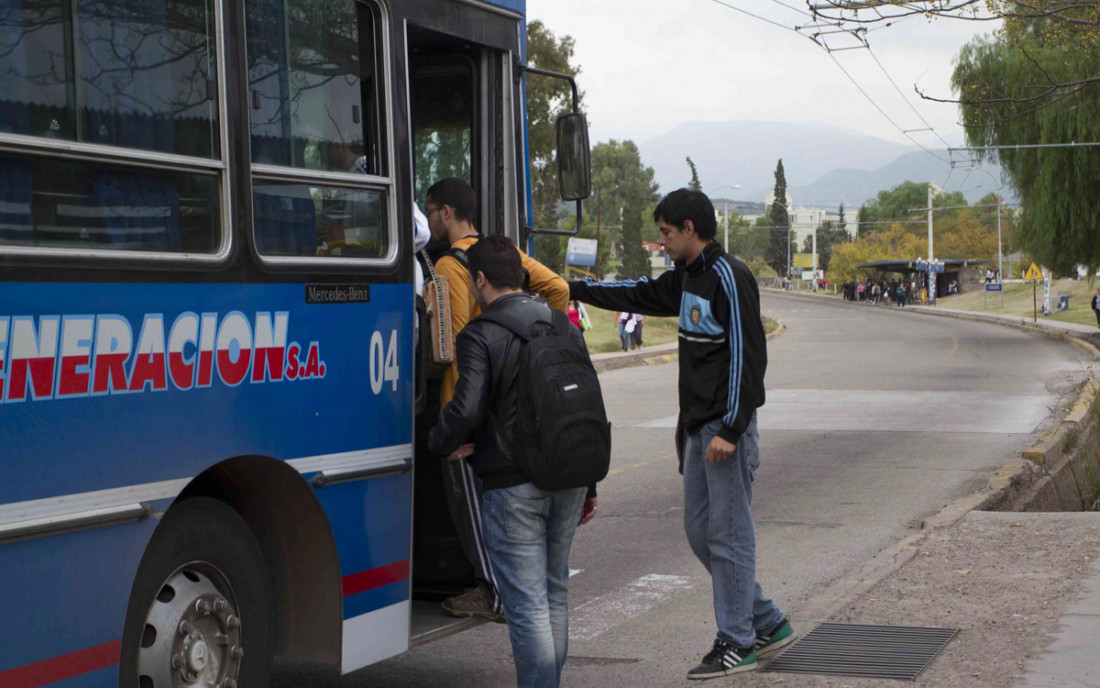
[570,189,794,680]
[429,236,596,688]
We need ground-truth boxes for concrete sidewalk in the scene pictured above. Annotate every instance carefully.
[730,511,1100,687]
[908,302,1100,336]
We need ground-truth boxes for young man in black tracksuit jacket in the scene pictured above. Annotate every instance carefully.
[569,189,795,679]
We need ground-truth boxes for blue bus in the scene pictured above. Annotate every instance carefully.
[0,0,589,685]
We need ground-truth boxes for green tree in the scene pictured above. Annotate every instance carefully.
[619,198,653,279]
[686,157,702,191]
[723,212,756,257]
[585,140,660,278]
[525,20,583,268]
[954,23,1100,273]
[859,182,967,227]
[801,221,850,272]
[856,205,872,238]
[837,202,847,235]
[765,159,790,276]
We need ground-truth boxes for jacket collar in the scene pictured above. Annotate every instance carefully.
[685,242,725,276]
[484,291,529,312]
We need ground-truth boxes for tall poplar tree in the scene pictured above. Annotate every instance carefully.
[686,157,702,191]
[765,159,790,276]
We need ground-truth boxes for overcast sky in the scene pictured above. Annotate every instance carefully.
[526,0,997,149]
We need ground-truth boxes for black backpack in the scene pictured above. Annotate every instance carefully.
[478,304,611,491]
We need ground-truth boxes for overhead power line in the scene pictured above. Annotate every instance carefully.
[824,51,950,163]
[705,0,955,165]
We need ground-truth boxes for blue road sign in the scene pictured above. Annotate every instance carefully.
[986,283,1003,292]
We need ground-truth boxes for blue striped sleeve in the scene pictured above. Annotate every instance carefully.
[714,259,742,430]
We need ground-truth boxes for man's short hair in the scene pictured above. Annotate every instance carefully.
[467,235,524,290]
[426,178,477,224]
[653,188,717,241]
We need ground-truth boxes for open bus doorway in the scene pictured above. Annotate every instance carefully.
[407,24,494,642]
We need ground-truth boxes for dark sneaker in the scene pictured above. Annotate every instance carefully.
[755,618,796,657]
[441,588,506,623]
[687,639,757,680]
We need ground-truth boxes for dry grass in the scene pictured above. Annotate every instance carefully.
[938,277,1100,327]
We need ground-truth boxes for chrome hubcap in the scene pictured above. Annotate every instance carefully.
[137,566,243,688]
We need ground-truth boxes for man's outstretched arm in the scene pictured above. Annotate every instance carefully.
[569,268,681,317]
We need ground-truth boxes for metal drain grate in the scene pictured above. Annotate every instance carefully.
[762,622,959,680]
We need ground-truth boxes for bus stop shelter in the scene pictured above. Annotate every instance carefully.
[854,259,990,295]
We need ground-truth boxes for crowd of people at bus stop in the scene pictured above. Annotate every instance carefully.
[418,180,793,687]
[841,277,918,306]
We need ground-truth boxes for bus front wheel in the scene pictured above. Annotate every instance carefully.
[120,497,274,688]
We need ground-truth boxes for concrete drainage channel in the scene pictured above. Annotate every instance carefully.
[987,380,1100,513]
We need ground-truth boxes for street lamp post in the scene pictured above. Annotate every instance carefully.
[707,185,742,250]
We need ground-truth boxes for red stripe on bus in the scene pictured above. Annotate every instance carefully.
[341,559,410,597]
[0,639,121,688]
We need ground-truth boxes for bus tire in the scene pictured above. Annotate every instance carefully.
[119,497,274,688]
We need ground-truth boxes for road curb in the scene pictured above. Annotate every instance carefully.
[590,318,786,374]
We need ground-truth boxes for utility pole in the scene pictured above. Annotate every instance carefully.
[812,229,818,292]
[786,210,792,284]
[927,186,935,305]
[811,204,818,291]
[996,198,1004,307]
[724,200,730,250]
[594,188,602,279]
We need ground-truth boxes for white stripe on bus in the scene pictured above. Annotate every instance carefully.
[0,443,413,528]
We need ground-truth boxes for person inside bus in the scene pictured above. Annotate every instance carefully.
[424,177,569,622]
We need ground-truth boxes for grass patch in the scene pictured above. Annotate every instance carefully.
[582,307,679,354]
[582,307,781,355]
[938,278,1100,326]
[1063,426,1080,454]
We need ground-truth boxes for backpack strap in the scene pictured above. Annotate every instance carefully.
[452,243,533,293]
[448,246,469,267]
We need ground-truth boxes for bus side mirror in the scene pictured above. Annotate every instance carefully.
[556,112,591,202]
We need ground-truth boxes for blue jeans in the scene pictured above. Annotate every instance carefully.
[617,322,628,350]
[683,415,784,648]
[482,482,587,688]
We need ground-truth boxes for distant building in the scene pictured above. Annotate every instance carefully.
[713,194,862,246]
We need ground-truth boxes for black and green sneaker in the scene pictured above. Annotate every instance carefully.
[687,639,757,680]
[755,617,796,657]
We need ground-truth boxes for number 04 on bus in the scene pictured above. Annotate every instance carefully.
[0,0,591,686]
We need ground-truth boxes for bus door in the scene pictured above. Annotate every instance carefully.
[395,2,525,642]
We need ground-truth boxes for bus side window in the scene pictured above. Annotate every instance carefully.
[0,0,222,254]
[245,0,391,261]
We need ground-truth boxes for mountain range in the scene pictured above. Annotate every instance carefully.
[635,120,1012,209]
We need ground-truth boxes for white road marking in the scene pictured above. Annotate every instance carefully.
[569,574,692,642]
[637,389,1052,434]
[569,568,583,578]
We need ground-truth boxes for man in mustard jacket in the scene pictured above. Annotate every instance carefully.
[424,178,569,620]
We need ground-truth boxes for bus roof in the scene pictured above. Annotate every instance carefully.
[482,0,524,15]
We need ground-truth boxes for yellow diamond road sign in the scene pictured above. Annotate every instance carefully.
[1023,263,1043,281]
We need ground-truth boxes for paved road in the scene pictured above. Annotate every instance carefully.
[273,293,1090,687]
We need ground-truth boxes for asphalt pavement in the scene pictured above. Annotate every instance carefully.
[271,292,1091,688]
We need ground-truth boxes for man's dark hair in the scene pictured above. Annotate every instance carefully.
[652,188,717,241]
[426,178,477,224]
[466,235,524,289]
